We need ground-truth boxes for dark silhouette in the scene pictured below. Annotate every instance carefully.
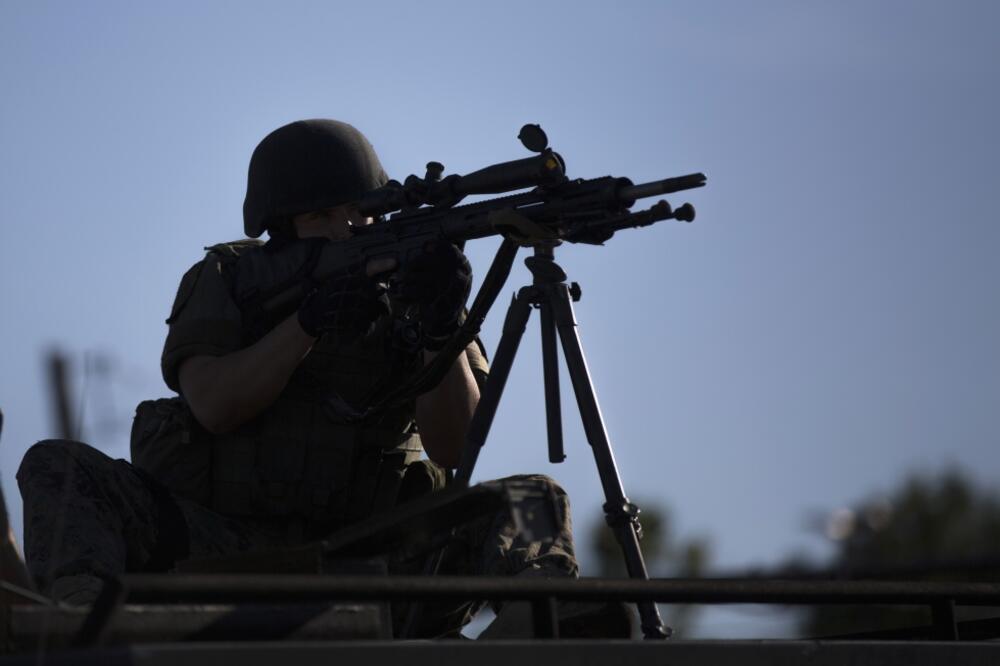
[798,469,1000,637]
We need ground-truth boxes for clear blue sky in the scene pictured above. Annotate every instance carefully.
[2,0,998,636]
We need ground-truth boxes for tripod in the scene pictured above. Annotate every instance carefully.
[455,242,670,640]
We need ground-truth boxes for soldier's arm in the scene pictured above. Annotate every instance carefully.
[178,314,317,434]
[415,342,482,469]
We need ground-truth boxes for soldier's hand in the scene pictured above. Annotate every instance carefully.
[297,272,389,341]
[395,241,472,350]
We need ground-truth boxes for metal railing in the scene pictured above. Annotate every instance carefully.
[74,575,1000,645]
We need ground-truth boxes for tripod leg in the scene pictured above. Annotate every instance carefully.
[455,287,537,487]
[539,302,565,463]
[548,284,670,640]
[403,287,538,638]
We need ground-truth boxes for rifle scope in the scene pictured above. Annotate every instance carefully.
[359,152,566,217]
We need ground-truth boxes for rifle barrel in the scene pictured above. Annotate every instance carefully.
[618,173,706,202]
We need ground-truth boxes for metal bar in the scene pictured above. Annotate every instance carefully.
[932,598,959,641]
[117,576,1000,606]
[533,245,565,465]
[15,640,999,666]
[706,553,1000,581]
[455,286,536,486]
[823,615,1000,641]
[539,303,565,464]
[531,597,559,639]
[0,581,54,606]
[617,173,706,201]
[548,284,667,639]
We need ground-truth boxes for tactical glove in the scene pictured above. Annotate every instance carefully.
[394,241,472,350]
[297,272,389,341]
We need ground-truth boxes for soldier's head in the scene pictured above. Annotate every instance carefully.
[243,119,388,240]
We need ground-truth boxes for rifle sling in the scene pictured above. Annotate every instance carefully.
[358,238,520,419]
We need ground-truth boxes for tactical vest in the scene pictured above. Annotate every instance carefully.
[132,239,427,535]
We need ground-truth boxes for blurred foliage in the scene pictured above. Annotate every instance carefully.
[589,500,710,637]
[798,469,1000,637]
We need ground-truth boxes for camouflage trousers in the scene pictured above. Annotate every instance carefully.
[16,439,578,637]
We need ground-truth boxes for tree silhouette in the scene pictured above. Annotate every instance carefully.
[799,469,1000,637]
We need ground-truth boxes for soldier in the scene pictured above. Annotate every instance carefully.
[16,119,629,637]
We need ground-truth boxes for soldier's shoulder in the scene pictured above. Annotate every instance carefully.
[203,238,267,260]
[165,239,261,324]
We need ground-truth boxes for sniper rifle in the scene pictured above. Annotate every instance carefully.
[254,124,706,420]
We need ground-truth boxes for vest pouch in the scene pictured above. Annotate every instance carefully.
[370,434,428,514]
[298,425,357,524]
[210,400,357,524]
[209,432,256,516]
[397,456,448,506]
[130,397,211,506]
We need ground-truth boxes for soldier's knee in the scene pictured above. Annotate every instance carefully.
[18,440,67,486]
[504,473,568,499]
[16,439,105,487]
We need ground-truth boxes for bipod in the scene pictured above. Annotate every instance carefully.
[455,243,670,640]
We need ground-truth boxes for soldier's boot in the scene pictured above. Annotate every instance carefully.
[478,599,634,640]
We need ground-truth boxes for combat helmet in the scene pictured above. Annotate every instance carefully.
[243,119,389,238]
